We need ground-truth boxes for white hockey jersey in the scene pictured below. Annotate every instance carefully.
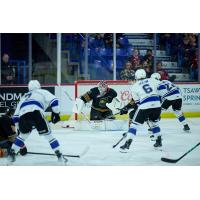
[131,78,161,109]
[157,80,182,102]
[13,89,59,123]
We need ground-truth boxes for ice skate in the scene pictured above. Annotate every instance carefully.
[120,139,132,153]
[150,134,156,141]
[148,128,156,141]
[183,124,190,133]
[55,150,68,164]
[154,136,162,149]
[7,149,16,163]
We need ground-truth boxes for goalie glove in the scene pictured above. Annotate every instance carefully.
[72,98,85,114]
[51,112,60,124]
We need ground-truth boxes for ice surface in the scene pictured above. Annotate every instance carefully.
[0,118,199,166]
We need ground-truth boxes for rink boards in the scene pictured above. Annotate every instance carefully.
[0,83,200,119]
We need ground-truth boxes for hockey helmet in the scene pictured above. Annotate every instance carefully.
[151,73,161,80]
[97,80,108,94]
[135,69,146,80]
[28,80,41,91]
[5,106,15,116]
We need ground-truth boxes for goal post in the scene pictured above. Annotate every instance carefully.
[74,80,132,120]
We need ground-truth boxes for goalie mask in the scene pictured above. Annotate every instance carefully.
[28,80,41,91]
[97,80,108,95]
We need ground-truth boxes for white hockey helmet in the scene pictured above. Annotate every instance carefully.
[135,69,146,80]
[28,80,41,91]
[151,73,161,80]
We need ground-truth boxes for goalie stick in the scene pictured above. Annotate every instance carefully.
[161,142,200,163]
[112,132,127,148]
[105,111,120,120]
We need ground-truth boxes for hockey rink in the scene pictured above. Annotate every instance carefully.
[0,118,199,166]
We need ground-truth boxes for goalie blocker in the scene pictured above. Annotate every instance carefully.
[73,80,119,120]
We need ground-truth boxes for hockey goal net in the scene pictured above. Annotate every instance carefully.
[74,80,132,120]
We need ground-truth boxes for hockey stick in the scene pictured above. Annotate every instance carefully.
[27,151,80,158]
[105,111,120,120]
[161,142,200,163]
[112,132,127,148]
[65,91,92,123]
[27,145,90,158]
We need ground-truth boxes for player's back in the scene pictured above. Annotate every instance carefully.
[16,89,58,116]
[158,80,181,101]
[131,78,161,109]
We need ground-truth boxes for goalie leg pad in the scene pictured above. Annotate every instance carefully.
[73,98,85,114]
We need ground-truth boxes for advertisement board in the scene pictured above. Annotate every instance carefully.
[0,86,54,113]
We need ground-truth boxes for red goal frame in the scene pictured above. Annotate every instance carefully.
[74,80,129,120]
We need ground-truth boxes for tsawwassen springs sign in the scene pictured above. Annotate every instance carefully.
[179,84,200,111]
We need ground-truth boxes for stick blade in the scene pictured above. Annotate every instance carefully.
[161,157,178,163]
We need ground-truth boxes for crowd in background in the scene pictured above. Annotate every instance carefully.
[159,33,198,80]
[119,49,176,82]
[119,33,198,82]
[86,33,198,82]
[0,33,199,84]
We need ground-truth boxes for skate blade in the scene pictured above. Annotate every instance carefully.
[154,146,163,151]
[57,156,68,165]
[119,149,128,153]
[183,130,191,133]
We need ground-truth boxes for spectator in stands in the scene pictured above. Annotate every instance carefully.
[116,34,129,48]
[92,34,105,49]
[120,61,135,81]
[142,60,152,78]
[128,49,141,71]
[103,33,113,48]
[190,49,198,81]
[170,34,183,62]
[188,33,197,48]
[103,33,128,48]
[143,49,154,69]
[156,62,176,82]
[156,61,169,80]
[1,53,16,84]
[180,36,192,72]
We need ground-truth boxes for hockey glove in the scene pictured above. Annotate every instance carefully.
[51,112,60,124]
[119,107,128,115]
[19,146,27,156]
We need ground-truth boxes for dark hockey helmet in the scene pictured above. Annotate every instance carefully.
[5,106,15,116]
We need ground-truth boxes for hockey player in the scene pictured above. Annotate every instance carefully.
[74,80,118,120]
[119,69,162,152]
[0,107,27,158]
[119,98,138,127]
[8,80,64,163]
[151,73,190,132]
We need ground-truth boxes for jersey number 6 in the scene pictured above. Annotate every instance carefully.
[142,84,153,94]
